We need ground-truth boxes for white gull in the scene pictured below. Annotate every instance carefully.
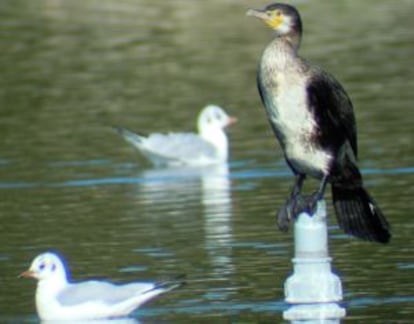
[20,252,183,321]
[114,105,237,167]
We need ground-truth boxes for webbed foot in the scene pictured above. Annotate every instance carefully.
[276,193,306,231]
[276,174,328,231]
[301,191,320,216]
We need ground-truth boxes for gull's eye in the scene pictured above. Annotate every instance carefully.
[51,264,56,272]
[39,263,46,271]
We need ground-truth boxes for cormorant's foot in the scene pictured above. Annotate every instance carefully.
[276,194,306,231]
[277,203,291,232]
[301,191,320,216]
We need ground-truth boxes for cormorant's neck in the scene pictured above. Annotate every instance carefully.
[263,36,300,71]
[274,32,301,54]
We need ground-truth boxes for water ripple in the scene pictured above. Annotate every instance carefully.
[0,163,413,189]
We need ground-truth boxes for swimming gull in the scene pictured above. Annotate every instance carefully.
[20,252,184,321]
[114,105,237,167]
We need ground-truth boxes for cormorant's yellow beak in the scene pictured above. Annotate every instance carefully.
[246,8,283,30]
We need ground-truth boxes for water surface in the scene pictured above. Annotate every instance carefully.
[0,0,413,322]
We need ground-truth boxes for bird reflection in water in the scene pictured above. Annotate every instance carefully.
[137,164,234,277]
[42,319,140,324]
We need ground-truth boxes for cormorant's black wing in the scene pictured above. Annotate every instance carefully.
[306,70,358,158]
[257,72,266,106]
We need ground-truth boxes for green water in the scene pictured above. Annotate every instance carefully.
[0,0,413,322]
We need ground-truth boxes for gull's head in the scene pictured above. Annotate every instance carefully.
[20,252,67,283]
[197,105,237,134]
[247,3,302,39]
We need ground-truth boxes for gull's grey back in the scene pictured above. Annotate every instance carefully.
[145,133,217,159]
[57,281,155,306]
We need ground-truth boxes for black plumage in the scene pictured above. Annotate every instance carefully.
[248,3,390,243]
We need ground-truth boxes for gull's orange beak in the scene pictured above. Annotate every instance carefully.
[19,269,36,279]
[226,116,238,127]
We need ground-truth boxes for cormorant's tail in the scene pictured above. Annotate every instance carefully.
[332,184,391,243]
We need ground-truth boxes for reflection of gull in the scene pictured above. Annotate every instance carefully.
[137,166,207,204]
[42,319,140,324]
[20,252,183,321]
[201,165,234,276]
[202,164,232,243]
[137,165,234,276]
[137,165,230,209]
[114,105,237,167]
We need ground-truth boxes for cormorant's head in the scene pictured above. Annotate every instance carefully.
[247,3,302,44]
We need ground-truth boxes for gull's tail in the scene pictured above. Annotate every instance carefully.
[115,275,186,316]
[113,126,145,147]
[151,274,187,293]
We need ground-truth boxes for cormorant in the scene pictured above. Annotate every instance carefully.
[247,3,390,243]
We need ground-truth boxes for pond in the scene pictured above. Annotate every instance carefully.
[0,0,413,322]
